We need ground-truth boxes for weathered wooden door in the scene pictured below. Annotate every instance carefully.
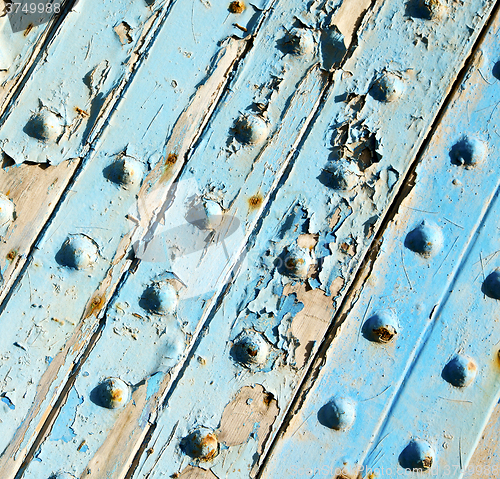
[0,0,500,477]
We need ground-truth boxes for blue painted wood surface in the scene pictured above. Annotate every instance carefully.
[0,0,499,478]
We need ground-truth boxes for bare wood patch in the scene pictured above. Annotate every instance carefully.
[176,466,219,478]
[0,158,80,302]
[283,283,336,369]
[218,385,279,454]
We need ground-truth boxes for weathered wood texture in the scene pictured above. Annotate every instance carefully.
[0,0,499,478]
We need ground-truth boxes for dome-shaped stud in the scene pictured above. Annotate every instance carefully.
[285,28,315,56]
[231,330,270,367]
[407,0,443,20]
[399,439,434,470]
[442,354,477,388]
[25,110,63,142]
[233,114,269,145]
[0,194,15,227]
[370,73,405,103]
[199,200,223,230]
[97,377,130,409]
[281,244,316,279]
[363,309,399,343]
[321,162,359,190]
[404,220,444,257]
[181,428,219,460]
[228,0,245,13]
[319,397,356,431]
[56,235,99,270]
[103,157,143,188]
[140,281,178,315]
[450,137,487,168]
[482,269,500,300]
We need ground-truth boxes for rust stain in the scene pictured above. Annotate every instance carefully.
[6,249,17,261]
[228,0,245,13]
[85,294,106,318]
[75,107,90,118]
[165,153,178,166]
[77,440,86,452]
[160,153,178,183]
[23,23,34,36]
[248,194,262,211]
[263,391,275,407]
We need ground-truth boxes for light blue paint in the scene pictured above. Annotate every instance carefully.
[50,387,83,443]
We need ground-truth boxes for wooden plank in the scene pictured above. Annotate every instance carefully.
[101,0,497,478]
[0,0,275,474]
[259,6,500,477]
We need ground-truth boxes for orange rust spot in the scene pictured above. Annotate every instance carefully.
[146,447,154,455]
[110,388,123,401]
[248,194,262,210]
[24,23,34,36]
[75,107,89,117]
[165,153,178,166]
[6,250,17,261]
[86,294,106,317]
[77,440,86,452]
[263,392,275,407]
[200,433,218,461]
[132,312,143,319]
[468,361,477,371]
[246,346,258,357]
[373,326,396,343]
[228,0,245,13]
[171,474,180,478]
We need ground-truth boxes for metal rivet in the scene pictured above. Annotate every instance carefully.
[25,110,63,142]
[482,269,500,300]
[187,199,223,231]
[285,28,315,56]
[442,354,477,388]
[0,193,15,227]
[56,235,99,270]
[281,245,316,279]
[103,158,143,188]
[399,439,434,470]
[140,281,178,315]
[320,162,359,190]
[234,114,269,145]
[370,72,405,102]
[96,377,130,409]
[228,0,244,13]
[404,220,443,257]
[231,330,270,367]
[181,428,219,460]
[363,309,399,343]
[318,397,356,431]
[450,137,487,168]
